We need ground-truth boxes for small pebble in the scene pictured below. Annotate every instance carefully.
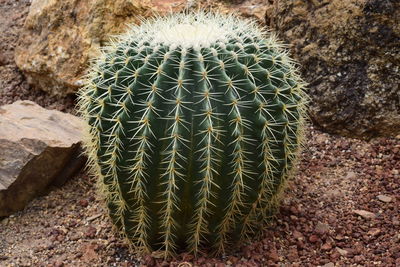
[336,247,348,256]
[309,235,319,243]
[315,222,329,235]
[367,228,381,236]
[377,194,392,203]
[78,199,89,207]
[321,242,332,251]
[353,209,376,219]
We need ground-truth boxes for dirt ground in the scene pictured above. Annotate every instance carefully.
[0,0,399,266]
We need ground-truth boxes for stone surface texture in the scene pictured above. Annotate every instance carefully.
[14,0,153,97]
[265,0,400,139]
[0,101,84,216]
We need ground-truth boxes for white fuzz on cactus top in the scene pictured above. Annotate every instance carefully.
[119,12,266,49]
[152,23,226,49]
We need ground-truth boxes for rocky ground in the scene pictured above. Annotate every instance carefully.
[1,127,399,266]
[0,0,399,266]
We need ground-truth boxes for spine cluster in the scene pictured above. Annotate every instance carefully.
[78,12,307,257]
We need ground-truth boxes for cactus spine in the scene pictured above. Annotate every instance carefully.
[78,12,307,257]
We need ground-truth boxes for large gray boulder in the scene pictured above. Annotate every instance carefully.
[265,0,400,139]
[0,101,85,216]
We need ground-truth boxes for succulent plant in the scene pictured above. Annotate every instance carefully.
[78,12,307,257]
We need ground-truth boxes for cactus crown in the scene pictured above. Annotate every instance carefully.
[78,11,307,258]
[136,12,260,49]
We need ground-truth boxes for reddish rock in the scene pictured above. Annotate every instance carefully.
[367,228,381,237]
[80,243,99,263]
[142,255,155,266]
[321,243,332,251]
[353,209,376,219]
[293,230,304,240]
[84,226,96,239]
[315,222,330,235]
[354,255,365,263]
[78,199,89,207]
[267,249,279,262]
[309,235,319,243]
[287,247,299,262]
[227,256,239,264]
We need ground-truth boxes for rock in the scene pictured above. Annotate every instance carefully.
[142,255,156,266]
[315,134,328,144]
[367,228,381,237]
[267,248,279,262]
[0,101,84,216]
[227,256,239,264]
[69,232,81,241]
[292,230,304,240]
[287,247,299,262]
[87,213,102,222]
[78,199,89,207]
[309,234,319,243]
[345,172,357,179]
[353,255,364,263]
[334,234,344,241]
[85,226,97,239]
[231,3,267,23]
[321,242,332,251]
[377,194,392,203]
[336,247,348,256]
[150,0,187,13]
[353,209,376,219]
[14,0,154,97]
[80,243,99,262]
[265,0,400,139]
[322,263,334,267]
[315,222,330,235]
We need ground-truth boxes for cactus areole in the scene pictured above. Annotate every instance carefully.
[78,12,307,257]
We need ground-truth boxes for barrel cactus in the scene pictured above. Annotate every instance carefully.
[78,12,307,257]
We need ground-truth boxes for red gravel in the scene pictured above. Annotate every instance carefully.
[1,127,398,266]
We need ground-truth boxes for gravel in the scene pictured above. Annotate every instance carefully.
[1,127,398,266]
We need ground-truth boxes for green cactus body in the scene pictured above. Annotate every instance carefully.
[78,12,307,257]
